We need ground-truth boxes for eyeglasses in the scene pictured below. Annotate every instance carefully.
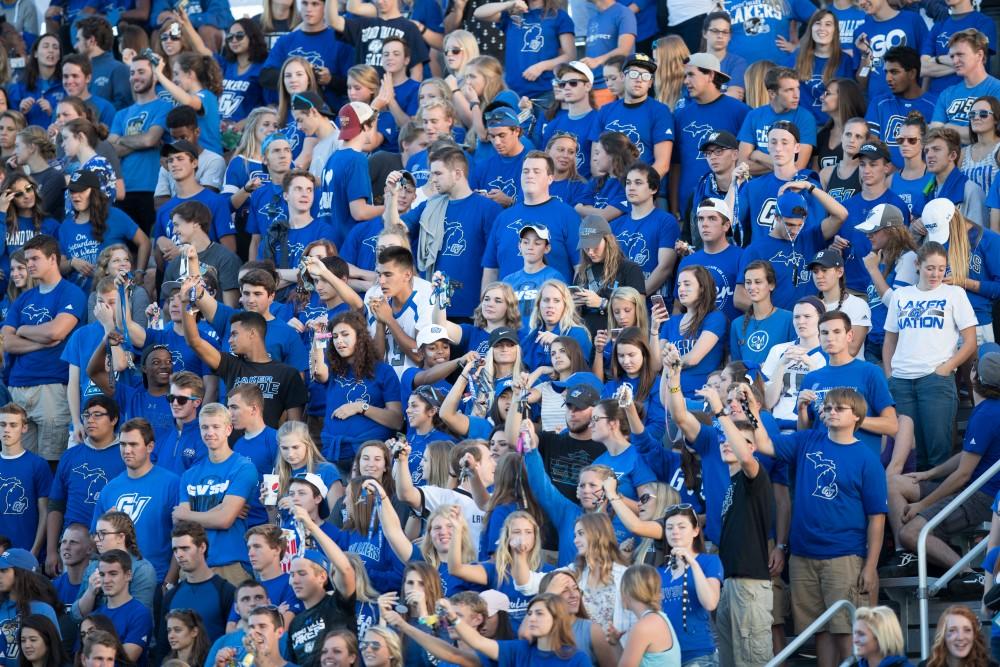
[706,27,731,35]
[160,32,181,42]
[625,70,653,81]
[166,394,199,405]
[821,404,852,414]
[81,411,109,421]
[91,530,123,540]
[970,109,995,119]
[359,640,383,651]
[446,47,463,55]
[11,184,33,197]
[589,415,609,424]
[226,32,247,42]
[556,79,586,88]
[639,493,656,504]
[899,136,921,145]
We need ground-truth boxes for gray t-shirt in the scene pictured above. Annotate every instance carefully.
[163,242,242,293]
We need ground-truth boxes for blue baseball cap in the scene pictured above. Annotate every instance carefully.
[552,372,604,393]
[485,106,520,129]
[493,377,514,400]
[261,132,290,154]
[776,191,809,219]
[0,549,37,571]
[298,549,330,575]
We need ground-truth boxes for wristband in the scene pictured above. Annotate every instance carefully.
[807,184,816,194]
[713,408,725,418]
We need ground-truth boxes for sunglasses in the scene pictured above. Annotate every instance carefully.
[970,109,995,119]
[899,136,921,145]
[11,184,32,197]
[359,640,383,651]
[446,47,463,55]
[625,70,652,81]
[639,493,656,504]
[821,404,852,414]
[160,32,181,42]
[226,32,247,42]
[166,394,199,405]
[556,79,586,88]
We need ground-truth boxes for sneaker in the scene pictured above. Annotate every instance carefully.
[946,571,986,599]
[879,551,919,578]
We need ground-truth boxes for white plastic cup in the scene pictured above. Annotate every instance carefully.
[262,474,280,506]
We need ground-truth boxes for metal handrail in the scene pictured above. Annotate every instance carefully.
[767,599,857,667]
[918,457,1000,659]
[929,538,989,596]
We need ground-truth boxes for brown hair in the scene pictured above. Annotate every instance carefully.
[678,265,718,339]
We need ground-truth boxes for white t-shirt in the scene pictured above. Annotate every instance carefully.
[365,278,434,378]
[539,382,568,433]
[419,484,485,547]
[761,341,827,423]
[884,283,977,379]
[309,130,342,183]
[825,293,872,360]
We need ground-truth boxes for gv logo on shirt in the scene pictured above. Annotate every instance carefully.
[806,451,838,499]
[125,111,149,136]
[0,476,27,515]
[442,219,467,256]
[114,492,152,522]
[521,23,543,52]
[756,198,778,229]
[884,114,905,144]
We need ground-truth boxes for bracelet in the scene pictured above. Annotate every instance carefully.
[714,408,725,418]
[669,386,681,394]
[420,24,427,34]
[608,495,621,502]
[469,100,479,107]
[807,184,816,194]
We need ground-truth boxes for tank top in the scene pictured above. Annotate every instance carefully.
[960,141,1000,195]
[572,618,595,663]
[816,126,843,170]
[826,164,862,203]
[636,609,682,667]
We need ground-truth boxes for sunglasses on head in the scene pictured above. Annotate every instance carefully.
[664,503,695,517]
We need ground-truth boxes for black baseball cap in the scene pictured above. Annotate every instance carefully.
[808,248,844,269]
[565,384,600,409]
[67,169,102,193]
[160,140,198,158]
[856,141,891,162]
[291,91,335,117]
[699,130,739,151]
[488,327,519,348]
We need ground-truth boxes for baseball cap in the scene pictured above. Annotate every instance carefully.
[557,61,594,85]
[978,342,1000,389]
[160,139,198,158]
[519,224,550,242]
[338,102,376,141]
[696,197,733,221]
[161,280,183,296]
[488,326,519,347]
[292,472,330,519]
[261,132,290,154]
[552,371,603,393]
[299,549,331,575]
[856,203,905,234]
[480,590,510,617]
[578,215,612,249]
[685,52,730,82]
[699,130,738,152]
[776,191,809,218]
[485,90,520,113]
[485,106,520,129]
[494,377,514,400]
[856,141,891,162]
[922,198,955,245]
[291,91,335,117]
[67,169,102,193]
[808,248,844,270]
[624,53,657,74]
[416,324,451,348]
[0,549,37,571]
[564,383,600,409]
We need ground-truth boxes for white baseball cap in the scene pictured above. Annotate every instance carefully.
[696,197,733,221]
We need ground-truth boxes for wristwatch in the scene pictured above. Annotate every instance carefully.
[777,543,789,553]
[361,402,370,415]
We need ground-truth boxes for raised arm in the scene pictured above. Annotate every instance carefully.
[180,276,222,372]
[659,343,702,442]
[446,518,488,585]
[362,477,413,564]
[439,369,474,436]
[603,476,661,539]
[391,442,424,510]
[294,505,356,597]
[698,385,759,478]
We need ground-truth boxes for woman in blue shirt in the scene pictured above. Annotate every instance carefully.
[154,53,223,155]
[522,280,593,369]
[790,10,856,125]
[659,504,722,666]
[576,132,636,223]
[311,311,404,474]
[0,174,60,277]
[0,556,61,666]
[546,133,591,206]
[603,327,667,444]
[217,19,268,133]
[223,107,279,224]
[889,113,930,217]
[275,57,320,166]
[9,34,63,128]
[730,260,795,366]
[660,265,727,397]
[405,386,457,473]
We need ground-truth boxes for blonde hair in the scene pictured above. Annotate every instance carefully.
[633,482,678,565]
[347,64,380,99]
[275,420,327,496]
[259,0,300,33]
[92,244,132,288]
[473,282,522,330]
[621,563,663,607]
[744,60,777,109]
[945,205,971,286]
[484,339,525,396]
[653,36,690,110]
[420,505,476,568]
[232,107,278,161]
[418,79,453,109]
[529,280,588,337]
[198,403,230,425]
[606,286,649,332]
[16,126,56,161]
[443,30,480,78]
[495,511,542,588]
[465,56,505,105]
[363,626,403,667]
[854,606,905,657]
[277,57,319,125]
[345,553,380,602]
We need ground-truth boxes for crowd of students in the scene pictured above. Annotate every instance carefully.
[0,0,997,664]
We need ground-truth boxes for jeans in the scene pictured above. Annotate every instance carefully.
[889,372,957,469]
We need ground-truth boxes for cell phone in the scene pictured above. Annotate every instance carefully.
[610,328,623,340]
[568,286,583,294]
[651,294,666,311]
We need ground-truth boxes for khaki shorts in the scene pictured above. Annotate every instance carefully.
[717,577,773,667]
[10,383,70,461]
[771,573,790,626]
[789,554,862,635]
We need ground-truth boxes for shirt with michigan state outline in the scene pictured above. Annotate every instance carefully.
[800,359,895,455]
[676,245,744,322]
[503,265,566,323]
[470,148,529,205]
[110,97,172,193]
[726,0,817,64]
[48,441,126,528]
[580,176,629,215]
[596,97,674,166]
[859,11,928,102]
[932,75,1000,128]
[60,321,110,404]
[4,278,86,387]
[400,193,503,319]
[770,428,888,559]
[180,451,258,567]
[738,225,827,310]
[59,209,139,291]
[258,217,336,269]
[484,197,581,282]
[923,11,997,96]
[613,208,679,289]
[339,218,383,272]
[404,427,457,485]
[499,8,575,98]
[0,449,51,551]
[865,92,936,168]
[737,104,818,154]
[219,60,264,124]
[92,464,179,581]
[320,146,373,247]
[541,109,603,179]
[320,362,402,462]
[672,94,750,216]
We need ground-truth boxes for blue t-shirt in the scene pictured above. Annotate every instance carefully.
[660,553,723,662]
[95,598,153,661]
[771,429,888,559]
[840,190,910,294]
[113,372,174,444]
[596,97,674,166]
[737,105,818,156]
[550,177,591,206]
[503,266,566,323]
[0,600,59,666]
[262,27,354,112]
[179,451,258,567]
[865,93,936,168]
[110,98,172,192]
[154,419,206,475]
[792,54,857,125]
[580,176,628,214]
[584,3,636,89]
[211,304,309,372]
[659,310,728,396]
[831,3,867,52]
[401,194,503,318]
[319,147,372,247]
[4,279,87,386]
[339,218,383,272]
[800,359,896,454]
[0,450,52,551]
[738,226,828,310]
[233,426,279,527]
[191,89,222,154]
[93,465,180,581]
[60,321,108,403]
[7,77,64,128]
[152,188,236,245]
[481,561,553,629]
[736,170,824,244]
[500,8,575,97]
[540,109,603,179]
[144,321,219,378]
[932,75,1000,129]
[219,60,265,123]
[492,640,590,667]
[49,442,126,529]
[729,308,795,367]
[258,217,336,269]
[923,12,997,96]
[0,214,62,272]
[676,245,744,322]
[59,209,139,290]
[672,94,751,215]
[613,209,679,290]
[859,11,928,101]
[720,53,749,91]
[320,362,402,462]
[962,399,1000,499]
[889,170,928,216]
[727,0,817,63]
[593,442,657,500]
[961,225,1000,325]
[166,577,233,644]
[247,182,287,239]
[470,149,529,205]
[484,197,581,282]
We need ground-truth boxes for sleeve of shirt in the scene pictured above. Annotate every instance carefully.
[865,99,881,138]
[699,554,724,582]
[629,453,657,488]
[932,91,950,124]
[883,290,900,333]
[616,4,637,36]
[866,368,895,413]
[737,112,756,145]
[861,452,889,514]
[653,105,674,143]
[770,430,802,463]
[228,458,259,500]
[121,605,153,647]
[556,10,574,34]
[212,199,236,238]
[963,406,995,455]
[952,287,979,330]
[347,154,374,203]
[729,319,743,361]
[524,449,576,527]
[60,285,87,321]
[34,458,53,498]
[483,223,500,270]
